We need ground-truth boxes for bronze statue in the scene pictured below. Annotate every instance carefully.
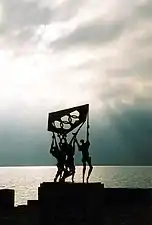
[50,134,66,182]
[75,138,93,183]
[48,104,93,183]
[61,138,75,182]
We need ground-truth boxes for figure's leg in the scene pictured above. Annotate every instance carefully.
[54,162,65,182]
[58,166,65,182]
[86,157,93,183]
[54,167,61,182]
[59,174,65,182]
[82,160,86,183]
[62,158,75,182]
[71,166,75,183]
[60,165,70,182]
[62,166,75,182]
[70,158,75,183]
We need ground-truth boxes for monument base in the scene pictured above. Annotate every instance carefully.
[38,182,104,225]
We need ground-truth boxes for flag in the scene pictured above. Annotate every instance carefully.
[48,104,89,134]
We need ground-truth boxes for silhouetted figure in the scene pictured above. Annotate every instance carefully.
[65,142,75,182]
[50,142,66,182]
[60,139,75,182]
[75,138,93,183]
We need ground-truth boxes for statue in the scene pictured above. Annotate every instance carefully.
[59,137,75,182]
[50,133,66,182]
[75,138,93,183]
[48,104,93,183]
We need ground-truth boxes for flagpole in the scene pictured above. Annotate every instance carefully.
[70,121,85,144]
[87,105,89,142]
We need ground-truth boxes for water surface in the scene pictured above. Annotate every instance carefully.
[0,166,151,205]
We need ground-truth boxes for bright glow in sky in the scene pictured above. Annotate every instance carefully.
[0,0,151,120]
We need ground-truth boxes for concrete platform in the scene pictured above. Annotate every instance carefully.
[0,184,152,225]
[38,182,104,225]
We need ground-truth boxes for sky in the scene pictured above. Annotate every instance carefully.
[0,0,152,166]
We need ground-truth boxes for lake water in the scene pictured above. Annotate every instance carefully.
[0,166,151,206]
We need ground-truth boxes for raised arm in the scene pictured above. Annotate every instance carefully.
[74,137,82,151]
[50,133,56,153]
[86,113,89,143]
[50,140,54,151]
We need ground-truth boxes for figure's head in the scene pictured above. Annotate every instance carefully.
[80,139,84,144]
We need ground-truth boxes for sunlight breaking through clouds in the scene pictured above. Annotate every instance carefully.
[0,0,152,120]
[0,0,152,165]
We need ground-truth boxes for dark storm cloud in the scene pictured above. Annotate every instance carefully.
[105,57,152,80]
[0,0,51,45]
[0,0,84,46]
[91,105,152,165]
[0,104,152,166]
[135,0,152,19]
[50,0,152,50]
[129,58,152,79]
[0,118,53,166]
[51,18,126,50]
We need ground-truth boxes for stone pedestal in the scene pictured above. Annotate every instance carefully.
[38,182,104,225]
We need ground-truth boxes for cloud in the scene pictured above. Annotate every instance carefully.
[0,0,52,46]
[70,0,152,108]
[50,0,152,51]
[51,0,85,22]
[51,18,126,50]
[0,0,151,109]
[0,0,85,48]
[91,103,152,165]
[135,0,152,19]
[0,0,152,165]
